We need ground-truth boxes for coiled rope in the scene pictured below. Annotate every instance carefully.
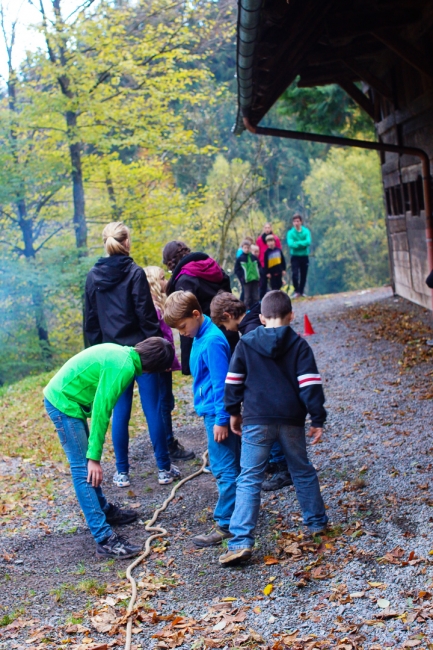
[124,450,209,650]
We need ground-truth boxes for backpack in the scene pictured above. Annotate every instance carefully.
[241,254,260,283]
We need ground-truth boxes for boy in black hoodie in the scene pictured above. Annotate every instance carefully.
[220,290,328,566]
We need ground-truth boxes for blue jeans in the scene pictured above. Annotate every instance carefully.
[159,371,175,447]
[204,414,241,530]
[44,398,112,544]
[112,372,170,473]
[269,441,286,466]
[228,423,328,549]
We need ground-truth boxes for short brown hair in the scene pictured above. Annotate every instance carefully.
[261,290,292,319]
[241,239,251,247]
[164,291,202,327]
[265,235,275,242]
[210,292,246,326]
[134,337,174,372]
[293,213,303,222]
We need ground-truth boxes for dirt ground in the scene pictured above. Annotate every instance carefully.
[2,286,433,650]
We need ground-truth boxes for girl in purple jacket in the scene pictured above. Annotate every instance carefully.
[144,266,195,463]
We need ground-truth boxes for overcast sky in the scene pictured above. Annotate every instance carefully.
[0,1,93,84]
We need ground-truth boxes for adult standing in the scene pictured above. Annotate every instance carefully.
[162,241,236,375]
[287,214,311,298]
[85,222,181,489]
[256,223,282,298]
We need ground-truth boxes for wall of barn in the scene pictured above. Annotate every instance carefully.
[376,88,433,309]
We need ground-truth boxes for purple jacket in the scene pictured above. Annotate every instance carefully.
[156,307,181,371]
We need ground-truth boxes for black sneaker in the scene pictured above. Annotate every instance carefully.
[262,470,293,491]
[96,532,141,559]
[105,503,137,526]
[168,439,195,461]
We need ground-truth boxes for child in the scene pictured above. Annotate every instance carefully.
[234,240,261,309]
[164,291,240,548]
[220,290,327,566]
[264,234,286,290]
[211,292,293,491]
[251,243,267,297]
[43,338,175,559]
[144,266,195,462]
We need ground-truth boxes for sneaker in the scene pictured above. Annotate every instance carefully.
[168,439,196,462]
[112,471,130,488]
[96,532,141,559]
[105,503,137,526]
[202,464,212,474]
[262,470,293,491]
[291,291,300,299]
[158,464,181,485]
[192,525,233,548]
[219,548,252,566]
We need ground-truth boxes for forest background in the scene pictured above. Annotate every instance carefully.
[0,0,389,384]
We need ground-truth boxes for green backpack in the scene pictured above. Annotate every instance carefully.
[241,254,260,283]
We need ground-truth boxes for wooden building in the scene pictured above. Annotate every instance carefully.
[234,0,433,309]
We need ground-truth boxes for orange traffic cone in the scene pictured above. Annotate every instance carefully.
[303,314,315,336]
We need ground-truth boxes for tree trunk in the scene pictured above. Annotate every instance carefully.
[66,111,87,252]
[18,204,52,358]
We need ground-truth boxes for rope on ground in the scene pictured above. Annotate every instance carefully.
[124,450,209,650]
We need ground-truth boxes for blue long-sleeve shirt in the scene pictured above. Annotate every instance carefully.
[189,315,231,426]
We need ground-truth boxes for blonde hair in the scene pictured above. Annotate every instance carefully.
[144,266,166,314]
[102,222,130,256]
[164,291,202,328]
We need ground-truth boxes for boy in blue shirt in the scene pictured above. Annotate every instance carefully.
[164,290,240,548]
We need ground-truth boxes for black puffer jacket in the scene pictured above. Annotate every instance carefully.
[85,255,161,347]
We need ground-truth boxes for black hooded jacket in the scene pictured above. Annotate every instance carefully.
[166,252,236,374]
[166,252,231,315]
[224,326,326,427]
[84,255,161,347]
[427,269,433,289]
[238,302,262,336]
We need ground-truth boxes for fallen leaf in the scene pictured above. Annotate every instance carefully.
[264,556,279,565]
[220,597,236,602]
[377,599,390,608]
[368,581,385,587]
[129,502,141,509]
[212,619,227,631]
[253,606,261,614]
[263,583,273,596]
[403,641,422,648]
[350,592,365,598]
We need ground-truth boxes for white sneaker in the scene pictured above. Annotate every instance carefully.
[158,465,181,485]
[112,471,130,488]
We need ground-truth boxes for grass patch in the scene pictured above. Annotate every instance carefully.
[77,579,107,597]
[0,609,23,627]
[0,370,63,463]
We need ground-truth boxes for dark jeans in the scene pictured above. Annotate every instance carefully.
[112,372,170,473]
[269,273,283,290]
[291,255,309,295]
[243,280,260,309]
[259,268,268,298]
[159,371,175,447]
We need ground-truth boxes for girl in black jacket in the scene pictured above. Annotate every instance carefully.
[85,223,183,488]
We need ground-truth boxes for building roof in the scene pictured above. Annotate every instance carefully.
[234,0,429,134]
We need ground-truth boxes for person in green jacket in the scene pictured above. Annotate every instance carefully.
[43,338,174,559]
[286,214,311,298]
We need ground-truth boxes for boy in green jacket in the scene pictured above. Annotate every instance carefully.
[43,338,174,559]
[286,214,311,298]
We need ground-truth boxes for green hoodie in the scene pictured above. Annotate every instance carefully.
[287,225,311,256]
[44,343,142,461]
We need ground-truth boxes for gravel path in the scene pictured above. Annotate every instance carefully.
[2,286,433,650]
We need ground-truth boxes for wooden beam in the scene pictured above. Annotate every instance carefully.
[327,9,421,40]
[372,29,433,79]
[343,60,393,101]
[338,80,376,120]
[306,40,384,66]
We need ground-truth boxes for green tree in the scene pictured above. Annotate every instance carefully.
[302,147,388,294]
